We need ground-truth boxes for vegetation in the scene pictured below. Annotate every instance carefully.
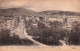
[26,21,66,45]
[26,20,80,46]
[0,29,34,45]
[68,21,80,45]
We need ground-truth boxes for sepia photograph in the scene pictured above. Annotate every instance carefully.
[0,0,80,51]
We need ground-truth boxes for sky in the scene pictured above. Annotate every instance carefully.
[0,0,80,12]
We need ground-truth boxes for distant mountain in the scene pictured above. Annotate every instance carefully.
[0,8,80,17]
[39,10,80,16]
[0,8,37,16]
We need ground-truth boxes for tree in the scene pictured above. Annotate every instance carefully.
[68,21,80,45]
[33,22,62,45]
[50,21,63,29]
[11,33,21,44]
[0,29,10,45]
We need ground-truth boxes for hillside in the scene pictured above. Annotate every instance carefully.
[39,10,80,16]
[0,8,37,16]
[0,8,80,17]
